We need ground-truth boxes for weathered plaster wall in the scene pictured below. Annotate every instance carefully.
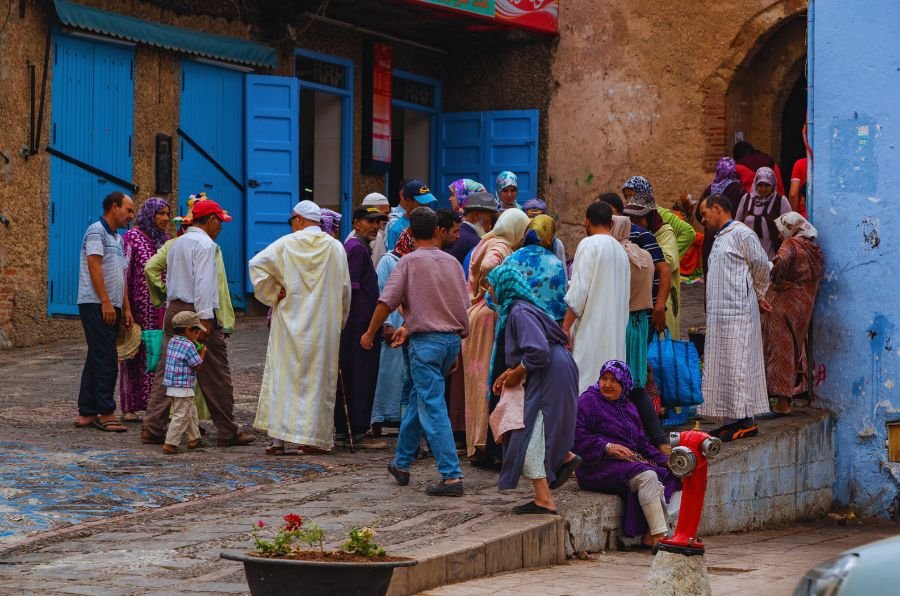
[547,0,807,249]
[810,0,900,519]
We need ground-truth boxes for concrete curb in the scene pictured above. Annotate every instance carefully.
[389,515,566,595]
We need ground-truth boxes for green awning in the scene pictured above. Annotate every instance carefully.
[53,0,277,68]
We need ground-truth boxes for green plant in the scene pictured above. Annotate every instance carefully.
[251,514,327,555]
[341,527,386,558]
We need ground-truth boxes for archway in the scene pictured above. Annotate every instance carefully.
[701,1,808,172]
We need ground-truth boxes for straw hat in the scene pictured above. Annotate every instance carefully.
[116,323,143,361]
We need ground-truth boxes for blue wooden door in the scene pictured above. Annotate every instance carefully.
[48,35,134,315]
[179,60,246,308]
[437,110,538,205]
[245,74,299,290]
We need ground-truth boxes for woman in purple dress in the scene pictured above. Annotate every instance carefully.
[573,360,681,548]
[487,264,581,515]
[119,198,170,421]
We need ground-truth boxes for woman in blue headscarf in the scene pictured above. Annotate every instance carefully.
[502,215,567,323]
[487,264,580,514]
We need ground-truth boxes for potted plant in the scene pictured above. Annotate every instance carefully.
[221,513,416,596]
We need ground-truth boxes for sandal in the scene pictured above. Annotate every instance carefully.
[550,455,583,490]
[93,418,127,433]
[512,501,558,515]
[73,417,97,428]
[297,445,331,455]
[265,443,299,456]
[122,412,140,423]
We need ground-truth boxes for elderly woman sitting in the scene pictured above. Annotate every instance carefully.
[573,360,681,548]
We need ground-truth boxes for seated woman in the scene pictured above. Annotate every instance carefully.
[573,360,681,548]
[488,264,581,515]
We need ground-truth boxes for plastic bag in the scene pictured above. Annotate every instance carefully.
[143,329,164,373]
[647,330,703,407]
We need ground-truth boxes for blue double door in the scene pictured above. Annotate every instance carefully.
[48,35,135,315]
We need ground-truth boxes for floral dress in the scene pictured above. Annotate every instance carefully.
[119,228,166,413]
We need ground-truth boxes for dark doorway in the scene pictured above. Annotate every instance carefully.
[780,74,808,191]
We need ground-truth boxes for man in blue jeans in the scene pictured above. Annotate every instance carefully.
[361,207,469,496]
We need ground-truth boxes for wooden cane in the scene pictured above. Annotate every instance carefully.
[338,369,355,453]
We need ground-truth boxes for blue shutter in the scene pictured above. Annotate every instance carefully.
[245,74,299,291]
[484,110,539,202]
[436,112,483,209]
[436,109,538,205]
[179,60,246,308]
[48,35,134,315]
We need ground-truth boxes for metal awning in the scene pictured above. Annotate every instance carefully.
[53,0,277,68]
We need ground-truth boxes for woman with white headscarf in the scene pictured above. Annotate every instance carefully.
[761,213,824,414]
[735,167,792,259]
[462,208,531,464]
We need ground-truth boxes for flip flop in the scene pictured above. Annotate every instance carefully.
[549,455,583,490]
[73,418,96,428]
[297,445,331,455]
[512,501,558,515]
[92,418,127,433]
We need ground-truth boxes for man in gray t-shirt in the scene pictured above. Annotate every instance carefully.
[75,191,134,432]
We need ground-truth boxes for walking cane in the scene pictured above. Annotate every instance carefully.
[338,369,355,453]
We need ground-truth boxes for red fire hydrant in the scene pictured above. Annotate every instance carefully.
[656,425,723,556]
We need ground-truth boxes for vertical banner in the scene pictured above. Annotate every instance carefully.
[362,41,393,174]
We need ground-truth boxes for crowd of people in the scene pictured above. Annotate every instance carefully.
[73,141,823,547]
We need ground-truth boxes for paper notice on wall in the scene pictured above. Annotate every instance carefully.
[371,43,393,164]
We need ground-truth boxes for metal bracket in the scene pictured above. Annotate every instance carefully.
[46,146,138,193]
[177,127,245,193]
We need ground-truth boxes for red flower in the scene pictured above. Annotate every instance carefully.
[283,513,303,531]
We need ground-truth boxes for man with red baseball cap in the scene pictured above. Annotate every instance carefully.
[142,197,255,448]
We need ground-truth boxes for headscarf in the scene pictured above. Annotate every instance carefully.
[482,208,530,246]
[393,228,416,257]
[750,167,778,207]
[496,171,518,193]
[522,198,548,218]
[623,176,653,196]
[775,212,818,240]
[319,208,342,236]
[523,214,556,249]
[594,359,634,400]
[611,215,651,269]
[449,179,486,209]
[710,157,740,195]
[136,197,171,249]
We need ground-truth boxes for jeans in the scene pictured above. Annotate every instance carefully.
[77,303,121,416]
[392,332,463,479]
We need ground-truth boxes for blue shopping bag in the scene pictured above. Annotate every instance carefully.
[647,330,703,407]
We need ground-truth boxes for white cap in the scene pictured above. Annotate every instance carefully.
[362,193,390,207]
[292,200,322,222]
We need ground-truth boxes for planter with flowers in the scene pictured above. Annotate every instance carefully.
[221,513,415,596]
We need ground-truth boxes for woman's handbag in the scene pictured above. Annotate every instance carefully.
[142,329,164,373]
[647,330,703,407]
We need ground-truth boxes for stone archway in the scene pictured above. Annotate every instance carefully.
[701,0,808,172]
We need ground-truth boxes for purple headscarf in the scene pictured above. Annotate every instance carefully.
[594,359,634,400]
[319,208,342,236]
[449,179,486,209]
[136,197,170,249]
[710,157,740,195]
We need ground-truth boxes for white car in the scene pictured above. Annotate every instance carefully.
[793,534,900,595]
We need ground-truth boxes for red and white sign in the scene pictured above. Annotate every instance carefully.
[371,43,393,164]
[407,0,559,34]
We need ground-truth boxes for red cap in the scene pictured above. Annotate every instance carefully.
[191,199,232,222]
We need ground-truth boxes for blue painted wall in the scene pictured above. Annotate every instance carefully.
[810,0,900,518]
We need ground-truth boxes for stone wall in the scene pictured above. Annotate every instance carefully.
[546,0,808,249]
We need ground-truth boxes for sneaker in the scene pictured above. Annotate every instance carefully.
[425,479,464,497]
[388,463,410,486]
[714,420,759,442]
[217,432,257,447]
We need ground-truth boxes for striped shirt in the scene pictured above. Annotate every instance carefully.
[629,224,665,303]
[77,218,126,307]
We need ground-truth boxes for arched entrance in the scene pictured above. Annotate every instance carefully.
[701,2,808,178]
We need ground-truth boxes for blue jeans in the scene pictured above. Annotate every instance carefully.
[392,332,463,479]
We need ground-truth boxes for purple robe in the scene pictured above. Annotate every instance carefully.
[498,301,579,491]
[337,236,381,432]
[573,386,681,537]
